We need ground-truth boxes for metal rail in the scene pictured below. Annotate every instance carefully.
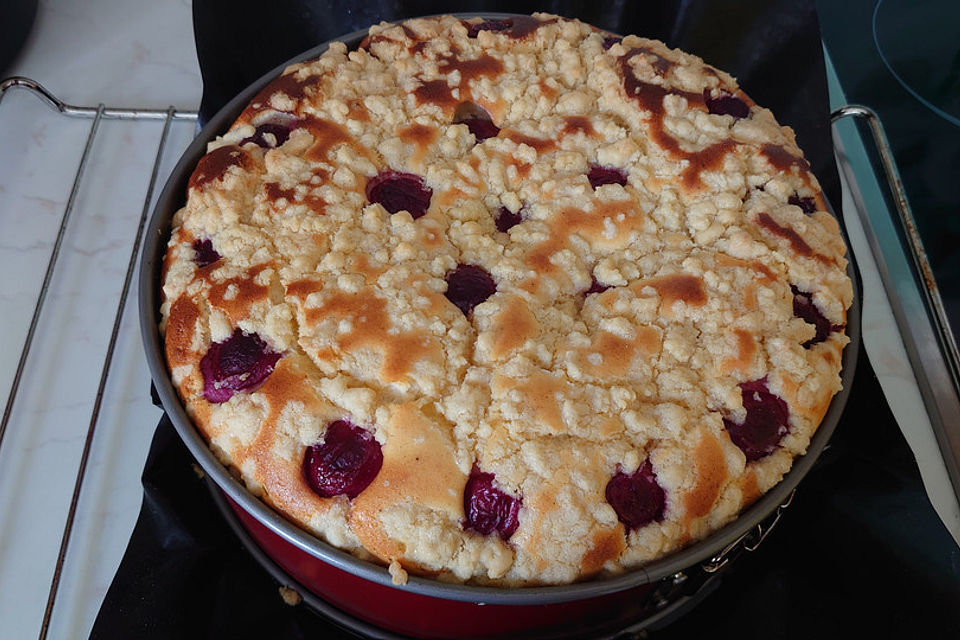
[0,76,197,640]
[832,104,960,510]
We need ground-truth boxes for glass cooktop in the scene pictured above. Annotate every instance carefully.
[819,0,960,507]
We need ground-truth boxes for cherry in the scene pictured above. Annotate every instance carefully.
[704,89,750,119]
[494,206,523,232]
[723,378,789,461]
[463,466,521,539]
[453,102,500,142]
[303,420,383,499]
[791,285,837,348]
[200,328,281,403]
[586,277,611,295]
[192,238,221,268]
[605,460,666,531]
[366,170,432,219]
[788,194,818,215]
[588,164,628,189]
[444,264,496,316]
[461,118,500,141]
[466,19,512,38]
[602,36,622,50]
[241,120,296,148]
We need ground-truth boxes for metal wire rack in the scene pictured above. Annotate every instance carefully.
[0,76,197,640]
[0,74,956,640]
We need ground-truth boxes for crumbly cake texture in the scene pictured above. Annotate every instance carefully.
[160,14,852,586]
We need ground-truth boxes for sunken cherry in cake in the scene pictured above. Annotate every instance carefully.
[160,14,852,586]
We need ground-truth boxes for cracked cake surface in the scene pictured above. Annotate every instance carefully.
[160,13,852,586]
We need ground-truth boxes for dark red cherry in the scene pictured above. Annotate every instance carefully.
[495,206,523,232]
[791,285,838,348]
[466,18,513,38]
[602,36,622,50]
[605,460,666,531]
[588,164,628,189]
[366,170,432,219]
[445,264,496,315]
[303,420,383,499]
[192,238,221,268]
[788,194,818,215]
[461,117,500,141]
[200,328,281,403]
[463,466,521,539]
[704,89,750,119]
[723,378,789,461]
[241,120,296,148]
[586,277,611,295]
[453,102,500,142]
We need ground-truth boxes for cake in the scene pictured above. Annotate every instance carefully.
[160,13,852,586]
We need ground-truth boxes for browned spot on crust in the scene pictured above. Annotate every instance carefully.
[305,288,441,383]
[439,54,504,83]
[240,72,318,120]
[350,402,468,563]
[716,254,778,284]
[538,79,558,100]
[165,295,201,368]
[685,432,727,521]
[488,295,540,361]
[207,264,272,323]
[348,255,385,281]
[414,79,456,109]
[410,40,429,56]
[756,212,828,263]
[751,261,777,283]
[761,143,811,175]
[501,129,557,153]
[522,202,642,293]
[580,527,627,575]
[301,116,371,162]
[634,274,707,309]
[246,357,333,522]
[303,194,327,214]
[286,278,323,300]
[510,370,569,434]
[346,98,370,122]
[265,182,296,202]
[514,161,532,180]
[188,145,250,190]
[740,470,761,507]
[578,326,661,379]
[419,222,445,251]
[681,139,736,189]
[617,49,741,190]
[562,116,596,137]
[398,122,439,167]
[743,283,758,311]
[720,329,757,374]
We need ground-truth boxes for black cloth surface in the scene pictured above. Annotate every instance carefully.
[91,1,960,637]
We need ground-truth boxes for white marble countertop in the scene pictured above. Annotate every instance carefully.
[1,2,200,638]
[0,2,956,639]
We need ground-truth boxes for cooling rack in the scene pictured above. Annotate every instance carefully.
[0,76,196,640]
